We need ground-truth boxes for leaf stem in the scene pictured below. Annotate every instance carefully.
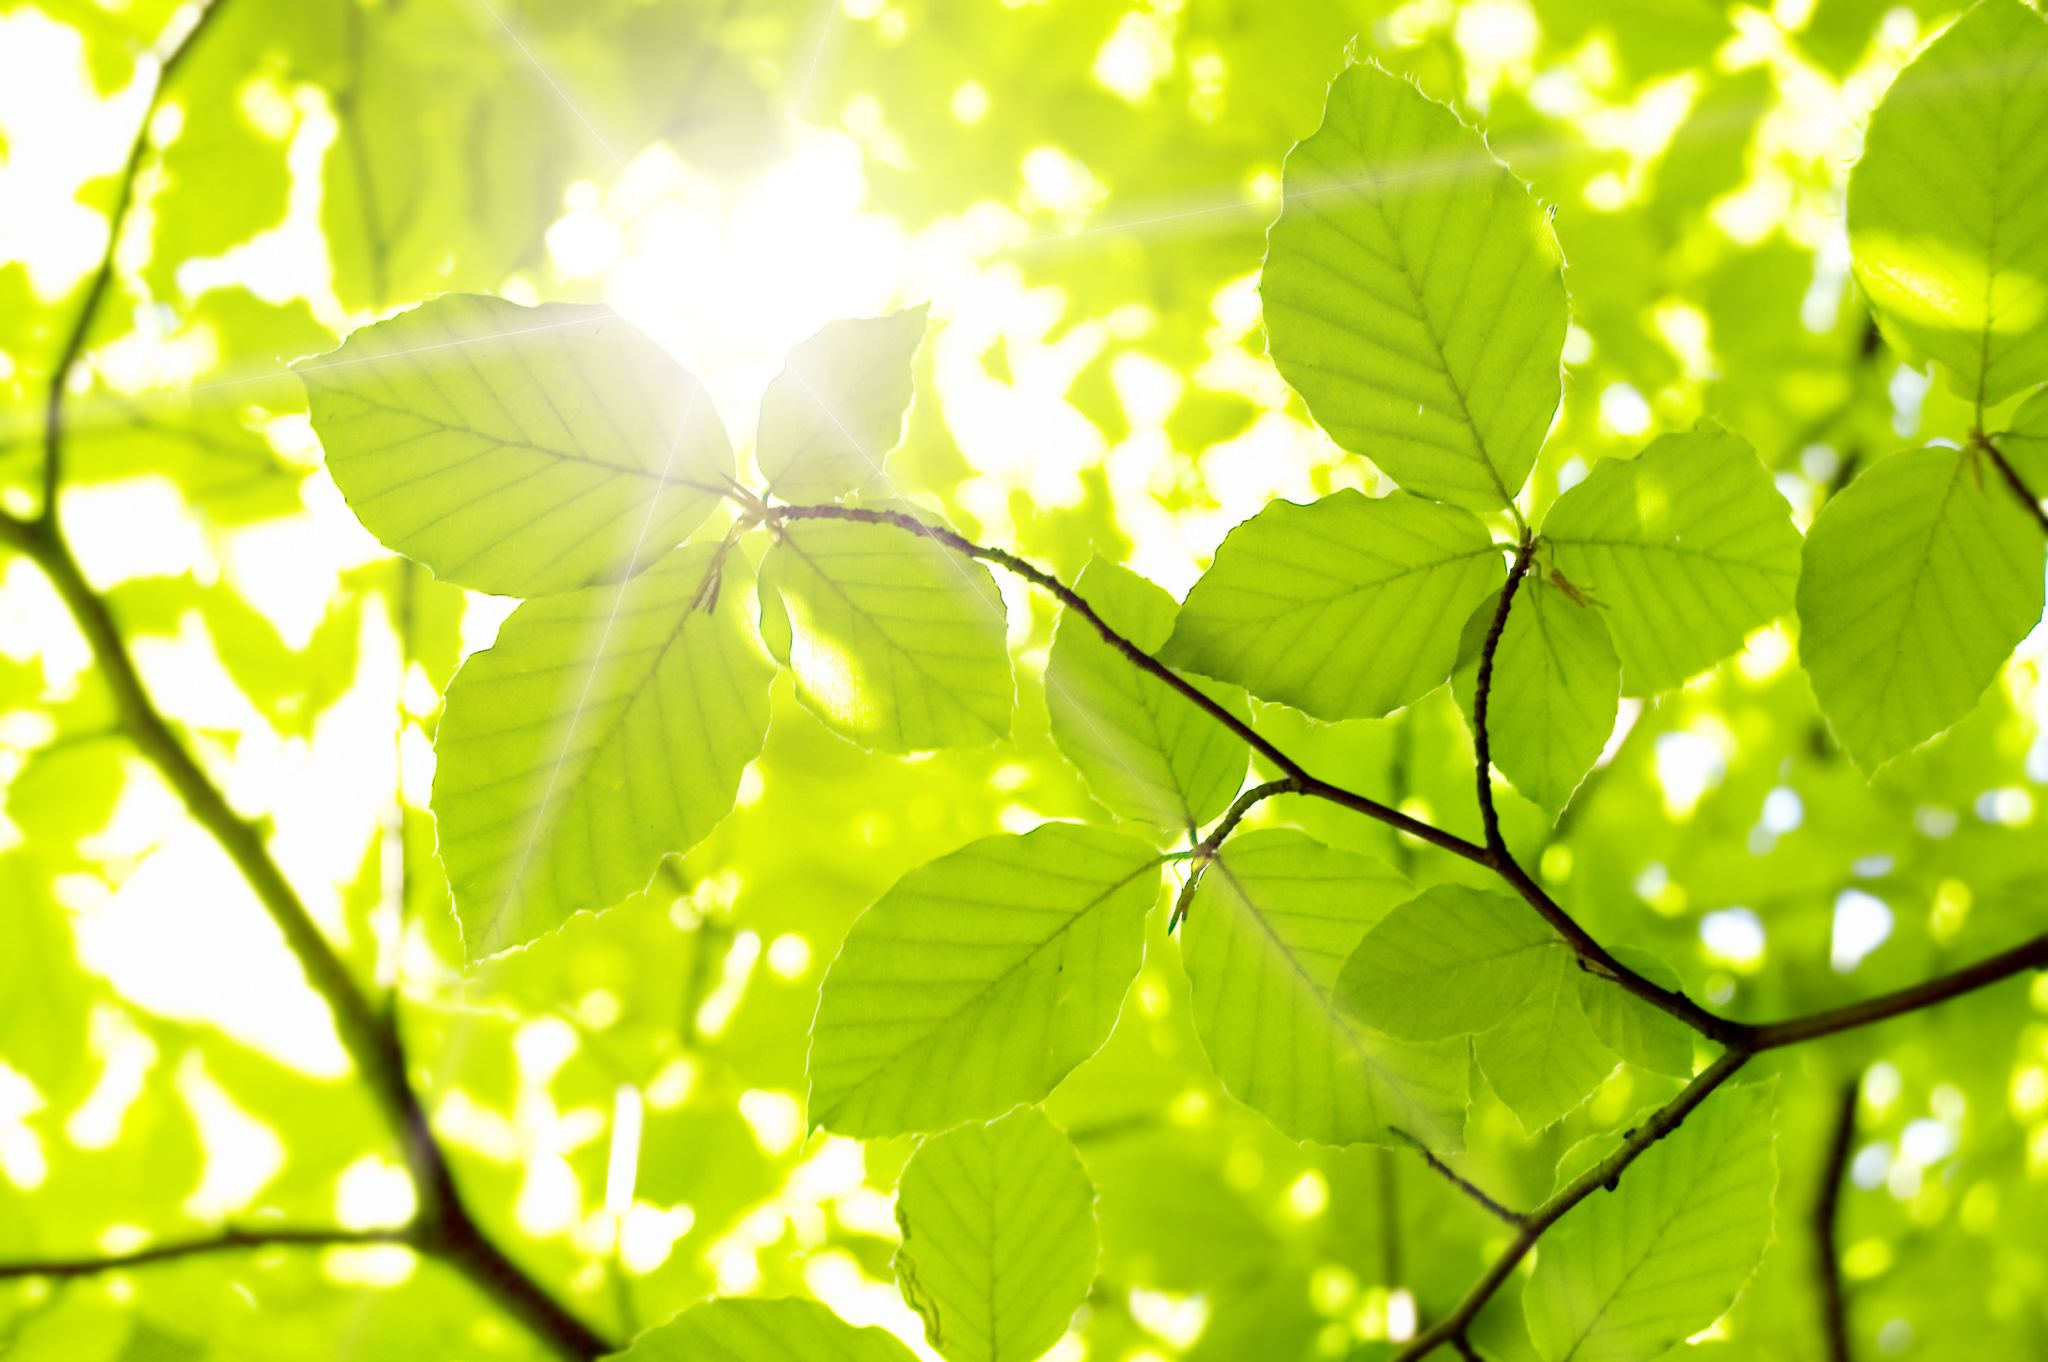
[1170,777,1300,928]
[1392,1052,1751,1360]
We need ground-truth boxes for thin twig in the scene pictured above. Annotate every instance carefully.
[1393,1052,1751,1360]
[767,500,2048,1057]
[37,0,231,524]
[1977,430,2048,537]
[1391,1130,1524,1226]
[1743,933,2048,1050]
[1472,537,1537,855]
[1815,1077,1860,1362]
[0,1226,411,1281]
[767,501,1722,1038]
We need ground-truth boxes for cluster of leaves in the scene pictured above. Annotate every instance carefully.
[284,4,2048,1358]
[7,0,2048,1360]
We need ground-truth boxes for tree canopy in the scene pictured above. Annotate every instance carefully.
[3,2,2048,1361]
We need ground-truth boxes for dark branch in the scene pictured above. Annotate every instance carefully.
[1391,1129,1525,1226]
[766,502,1767,1049]
[1742,932,2048,1050]
[0,516,613,1361]
[1393,1052,1751,1360]
[1472,538,1536,855]
[0,1226,410,1282]
[1814,1077,1859,1362]
[1977,430,2048,537]
[38,0,231,524]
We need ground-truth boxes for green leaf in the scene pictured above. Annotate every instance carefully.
[1473,950,1617,1132]
[305,295,734,598]
[1797,446,2046,768]
[610,1298,917,1361]
[758,307,929,502]
[1337,884,1560,1040]
[807,823,1157,1136]
[1261,62,1568,511]
[432,542,772,960]
[1162,490,1504,720]
[1846,0,2048,408]
[1525,1082,1778,1362]
[759,517,1014,752]
[1179,830,1468,1148]
[1543,422,1801,694]
[1045,558,1249,837]
[1453,577,1621,819]
[1576,949,1695,1080]
[894,1107,1098,1362]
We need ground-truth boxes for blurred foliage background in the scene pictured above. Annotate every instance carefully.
[2,0,2046,1358]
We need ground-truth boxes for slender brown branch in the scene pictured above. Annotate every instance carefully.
[766,502,1755,1048]
[1815,1077,1860,1362]
[1744,932,2048,1050]
[0,1226,411,1281]
[1977,430,2048,537]
[1472,538,1536,855]
[1391,1129,1525,1226]
[772,502,1482,855]
[0,516,612,1360]
[1393,1052,1750,1361]
[37,0,230,524]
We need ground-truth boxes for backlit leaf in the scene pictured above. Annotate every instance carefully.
[1576,949,1695,1080]
[759,517,1014,752]
[1163,490,1504,720]
[1045,558,1249,837]
[1180,830,1468,1148]
[808,824,1158,1137]
[758,307,929,502]
[1337,884,1559,1040]
[1453,577,1621,819]
[1472,950,1617,1132]
[1543,422,1800,694]
[433,542,772,960]
[306,295,733,598]
[1846,0,2048,407]
[1262,62,1568,511]
[1525,1082,1778,1362]
[1797,446,2046,767]
[894,1107,1098,1362]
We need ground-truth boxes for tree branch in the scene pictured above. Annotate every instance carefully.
[0,513,613,1361]
[37,0,231,524]
[1741,932,2048,1050]
[1391,1129,1525,1226]
[1471,538,1536,855]
[1392,1052,1751,1361]
[1814,1077,1859,1362]
[0,1226,410,1282]
[765,502,1759,1048]
[8,20,616,1337]
[1977,430,2048,537]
